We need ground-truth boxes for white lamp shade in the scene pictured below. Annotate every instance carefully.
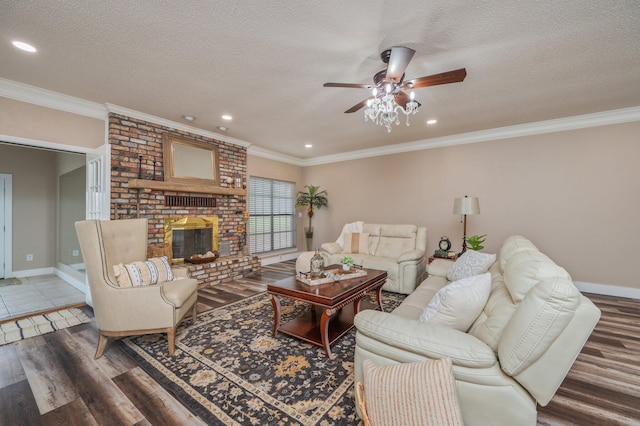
[453,196,480,215]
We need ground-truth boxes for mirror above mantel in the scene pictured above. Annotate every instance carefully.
[163,133,220,186]
[127,133,246,196]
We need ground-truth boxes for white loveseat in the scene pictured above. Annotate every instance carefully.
[353,235,601,425]
[320,223,427,294]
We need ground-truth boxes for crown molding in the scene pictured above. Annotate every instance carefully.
[2,76,638,166]
[0,77,251,149]
[0,77,107,120]
[247,145,304,166]
[105,104,252,149]
[302,106,640,166]
[0,133,98,154]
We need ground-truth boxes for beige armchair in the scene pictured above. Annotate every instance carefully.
[75,218,198,358]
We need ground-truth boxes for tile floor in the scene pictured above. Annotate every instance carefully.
[0,274,85,321]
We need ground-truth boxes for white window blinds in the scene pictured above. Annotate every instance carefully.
[249,176,295,254]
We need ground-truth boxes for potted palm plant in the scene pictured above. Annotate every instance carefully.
[295,184,328,250]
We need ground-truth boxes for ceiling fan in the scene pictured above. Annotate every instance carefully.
[323,46,466,131]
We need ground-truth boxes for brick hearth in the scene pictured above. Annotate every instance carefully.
[108,113,261,286]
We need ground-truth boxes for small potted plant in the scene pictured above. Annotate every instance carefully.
[466,234,487,251]
[339,256,355,271]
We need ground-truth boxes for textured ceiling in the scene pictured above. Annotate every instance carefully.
[1,1,639,159]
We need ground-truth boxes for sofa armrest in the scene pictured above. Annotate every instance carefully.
[171,266,191,279]
[397,249,425,263]
[321,242,343,255]
[354,310,497,368]
[427,258,455,277]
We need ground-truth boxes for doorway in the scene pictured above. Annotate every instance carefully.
[0,140,108,320]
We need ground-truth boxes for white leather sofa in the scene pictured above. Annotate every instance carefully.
[353,235,601,425]
[320,223,427,294]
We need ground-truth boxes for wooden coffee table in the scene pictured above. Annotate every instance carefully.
[267,267,387,358]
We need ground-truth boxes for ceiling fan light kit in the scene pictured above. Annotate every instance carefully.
[364,89,419,133]
[324,46,466,133]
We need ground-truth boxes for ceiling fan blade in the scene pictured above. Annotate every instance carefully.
[394,91,411,109]
[404,68,467,89]
[385,46,415,83]
[324,82,372,89]
[345,97,372,113]
[393,91,411,108]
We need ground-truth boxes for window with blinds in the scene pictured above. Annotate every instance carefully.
[249,176,296,254]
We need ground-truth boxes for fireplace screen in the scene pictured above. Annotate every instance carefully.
[164,216,219,263]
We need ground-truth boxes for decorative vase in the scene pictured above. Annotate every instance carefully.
[304,227,314,251]
[342,263,350,271]
[310,249,324,278]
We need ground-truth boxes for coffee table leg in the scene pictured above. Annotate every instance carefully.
[269,294,281,337]
[376,285,384,312]
[320,309,334,358]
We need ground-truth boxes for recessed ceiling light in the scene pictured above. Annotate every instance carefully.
[426,119,437,125]
[305,144,313,148]
[221,114,232,121]
[12,41,37,53]
[217,126,228,132]
[183,115,196,121]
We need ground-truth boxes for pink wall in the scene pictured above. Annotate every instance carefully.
[302,121,640,289]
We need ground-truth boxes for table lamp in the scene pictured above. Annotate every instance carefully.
[453,195,480,255]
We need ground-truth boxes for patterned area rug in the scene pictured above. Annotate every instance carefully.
[119,291,405,425]
[0,308,91,345]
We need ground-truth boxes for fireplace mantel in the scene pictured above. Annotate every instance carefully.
[128,179,246,196]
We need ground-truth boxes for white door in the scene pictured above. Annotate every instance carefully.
[86,144,111,220]
[0,174,12,279]
[83,144,110,305]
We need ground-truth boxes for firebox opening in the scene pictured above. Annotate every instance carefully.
[164,216,219,263]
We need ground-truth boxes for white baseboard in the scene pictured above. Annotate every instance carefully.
[54,267,86,293]
[574,281,640,300]
[261,251,300,266]
[11,267,54,278]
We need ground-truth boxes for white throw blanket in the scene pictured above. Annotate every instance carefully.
[335,221,364,248]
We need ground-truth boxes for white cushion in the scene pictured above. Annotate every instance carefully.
[447,250,496,281]
[503,250,570,303]
[419,273,492,331]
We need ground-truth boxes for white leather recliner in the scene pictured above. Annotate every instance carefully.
[354,235,601,425]
[321,223,427,294]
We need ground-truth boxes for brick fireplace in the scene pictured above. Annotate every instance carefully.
[109,113,261,287]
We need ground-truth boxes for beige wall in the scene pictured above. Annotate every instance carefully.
[0,98,103,276]
[0,144,57,271]
[303,121,640,290]
[247,155,305,251]
[2,93,638,292]
[0,97,104,148]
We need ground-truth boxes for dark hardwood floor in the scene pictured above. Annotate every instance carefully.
[0,260,638,425]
